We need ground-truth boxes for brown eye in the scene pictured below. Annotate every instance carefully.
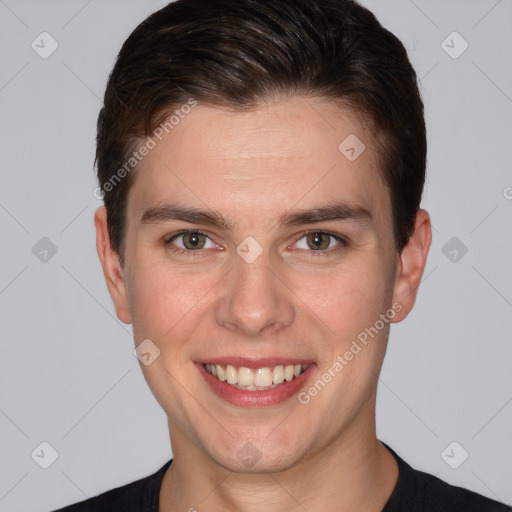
[293,231,346,253]
[165,230,220,256]
[181,232,207,250]
[306,232,331,250]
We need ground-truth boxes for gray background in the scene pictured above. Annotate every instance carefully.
[0,0,511,510]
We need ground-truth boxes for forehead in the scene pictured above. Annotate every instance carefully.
[128,96,389,227]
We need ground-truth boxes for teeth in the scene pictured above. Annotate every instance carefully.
[238,367,254,386]
[254,367,273,387]
[273,365,285,384]
[226,364,237,385]
[216,365,226,381]
[204,363,308,389]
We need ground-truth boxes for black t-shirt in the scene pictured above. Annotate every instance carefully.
[52,444,511,511]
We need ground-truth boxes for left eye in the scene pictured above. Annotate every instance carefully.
[294,232,345,251]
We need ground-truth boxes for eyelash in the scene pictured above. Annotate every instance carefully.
[163,229,348,257]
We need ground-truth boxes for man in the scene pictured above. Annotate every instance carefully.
[53,0,510,510]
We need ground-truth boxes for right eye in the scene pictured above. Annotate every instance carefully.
[164,230,221,255]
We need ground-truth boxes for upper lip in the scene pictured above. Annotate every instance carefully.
[196,357,315,369]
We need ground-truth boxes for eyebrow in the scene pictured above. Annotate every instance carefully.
[140,200,372,230]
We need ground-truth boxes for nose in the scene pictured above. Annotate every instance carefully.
[215,252,295,337]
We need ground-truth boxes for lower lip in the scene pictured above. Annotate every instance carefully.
[196,363,316,407]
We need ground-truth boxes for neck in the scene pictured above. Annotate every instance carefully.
[159,399,398,512]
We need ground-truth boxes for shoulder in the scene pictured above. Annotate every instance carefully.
[383,443,511,512]
[417,470,511,512]
[50,459,172,512]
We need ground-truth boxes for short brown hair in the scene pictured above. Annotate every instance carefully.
[96,0,426,263]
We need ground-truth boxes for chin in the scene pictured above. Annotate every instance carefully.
[205,435,309,474]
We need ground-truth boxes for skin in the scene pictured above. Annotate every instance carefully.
[95,96,431,512]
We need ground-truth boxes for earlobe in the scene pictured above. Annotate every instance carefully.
[94,206,132,324]
[391,209,432,323]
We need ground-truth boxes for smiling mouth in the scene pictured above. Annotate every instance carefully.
[203,363,308,390]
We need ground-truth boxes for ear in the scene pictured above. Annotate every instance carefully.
[391,209,432,323]
[94,206,131,324]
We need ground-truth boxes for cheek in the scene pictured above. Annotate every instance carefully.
[126,259,214,347]
[290,260,393,338]
[291,257,394,402]
[302,264,393,418]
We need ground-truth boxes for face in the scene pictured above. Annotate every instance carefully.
[96,96,430,473]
